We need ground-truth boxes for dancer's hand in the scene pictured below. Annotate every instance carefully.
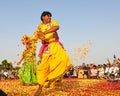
[17,62,20,65]
[37,31,45,41]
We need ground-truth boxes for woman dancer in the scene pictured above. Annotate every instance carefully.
[34,11,71,95]
[17,34,38,85]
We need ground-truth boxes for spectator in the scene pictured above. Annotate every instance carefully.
[78,66,84,79]
[90,65,98,79]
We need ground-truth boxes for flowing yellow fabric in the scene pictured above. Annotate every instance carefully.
[35,20,71,85]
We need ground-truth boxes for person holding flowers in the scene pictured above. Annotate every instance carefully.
[17,34,38,85]
[34,11,71,96]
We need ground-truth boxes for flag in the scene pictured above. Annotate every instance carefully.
[114,54,116,59]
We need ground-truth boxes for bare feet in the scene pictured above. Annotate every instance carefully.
[34,85,42,96]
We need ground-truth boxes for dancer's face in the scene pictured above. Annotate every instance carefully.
[42,14,51,24]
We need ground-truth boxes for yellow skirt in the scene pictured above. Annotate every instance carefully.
[36,42,71,85]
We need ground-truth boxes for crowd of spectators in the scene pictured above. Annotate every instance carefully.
[0,69,19,80]
[64,59,120,81]
[1,59,120,82]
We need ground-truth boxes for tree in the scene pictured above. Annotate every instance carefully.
[1,59,13,70]
[1,59,8,69]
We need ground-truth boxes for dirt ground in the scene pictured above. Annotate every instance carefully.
[0,78,120,96]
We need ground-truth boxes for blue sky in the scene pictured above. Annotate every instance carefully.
[0,0,120,66]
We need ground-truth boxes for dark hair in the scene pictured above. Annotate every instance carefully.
[40,11,52,21]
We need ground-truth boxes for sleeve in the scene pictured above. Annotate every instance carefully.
[33,24,41,40]
[51,20,59,26]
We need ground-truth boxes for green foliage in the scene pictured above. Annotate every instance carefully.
[0,59,13,70]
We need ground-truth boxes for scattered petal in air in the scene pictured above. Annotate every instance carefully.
[70,41,92,62]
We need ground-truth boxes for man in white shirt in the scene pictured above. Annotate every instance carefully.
[109,64,119,77]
